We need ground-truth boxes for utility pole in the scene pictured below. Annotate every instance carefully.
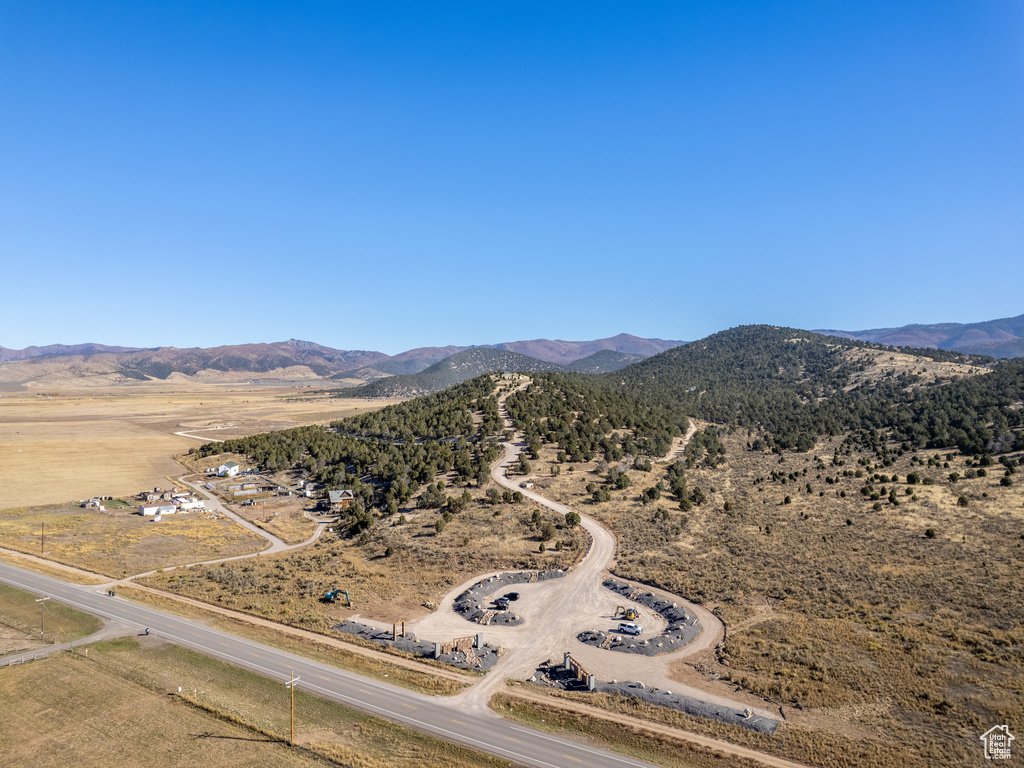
[36,596,50,640]
[285,671,300,745]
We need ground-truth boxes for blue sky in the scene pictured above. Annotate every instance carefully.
[2,1,1022,354]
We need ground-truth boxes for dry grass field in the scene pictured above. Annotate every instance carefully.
[0,502,267,577]
[0,582,101,654]
[493,690,766,768]
[0,639,506,768]
[230,495,318,544]
[524,426,1024,768]
[140,481,583,630]
[0,384,396,509]
[0,550,108,584]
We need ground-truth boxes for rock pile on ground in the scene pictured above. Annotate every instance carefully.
[531,661,778,734]
[453,570,566,626]
[575,578,701,656]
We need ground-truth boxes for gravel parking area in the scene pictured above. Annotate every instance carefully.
[453,570,566,627]
[532,661,778,734]
[575,578,701,656]
[332,619,503,671]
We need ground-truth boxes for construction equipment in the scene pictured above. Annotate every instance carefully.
[322,588,350,605]
[616,605,641,621]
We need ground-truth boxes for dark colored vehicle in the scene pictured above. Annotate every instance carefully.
[504,592,520,601]
[494,597,510,610]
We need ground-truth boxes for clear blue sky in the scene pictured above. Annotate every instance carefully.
[2,1,1022,353]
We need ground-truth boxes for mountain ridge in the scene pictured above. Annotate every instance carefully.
[816,312,1024,358]
[0,334,682,389]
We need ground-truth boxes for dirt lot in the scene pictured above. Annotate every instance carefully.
[0,384,396,509]
[0,503,267,577]
[0,638,505,768]
[522,425,1024,768]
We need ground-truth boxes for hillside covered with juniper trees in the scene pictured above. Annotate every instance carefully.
[508,326,1021,457]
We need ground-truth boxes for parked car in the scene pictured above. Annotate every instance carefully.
[494,597,510,610]
[618,622,643,635]
[504,592,520,601]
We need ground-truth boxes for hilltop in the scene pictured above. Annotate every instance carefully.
[563,349,647,373]
[511,325,1003,453]
[345,349,566,398]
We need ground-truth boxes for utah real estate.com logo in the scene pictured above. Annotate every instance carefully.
[981,725,1014,760]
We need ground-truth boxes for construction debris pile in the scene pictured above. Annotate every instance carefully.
[331,619,503,671]
[529,660,778,735]
[453,570,565,626]
[576,578,700,656]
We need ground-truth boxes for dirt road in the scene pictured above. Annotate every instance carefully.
[411,384,774,720]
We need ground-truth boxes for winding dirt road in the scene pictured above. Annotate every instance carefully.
[412,384,774,720]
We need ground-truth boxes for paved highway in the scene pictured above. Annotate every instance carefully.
[0,561,661,768]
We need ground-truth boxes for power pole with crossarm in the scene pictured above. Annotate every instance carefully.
[285,671,300,745]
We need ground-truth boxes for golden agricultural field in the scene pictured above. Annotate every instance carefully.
[0,383,397,509]
[0,502,268,577]
[524,424,1024,768]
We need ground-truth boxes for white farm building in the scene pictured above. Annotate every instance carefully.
[139,503,176,516]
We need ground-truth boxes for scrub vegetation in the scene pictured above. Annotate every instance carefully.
[180,326,1024,767]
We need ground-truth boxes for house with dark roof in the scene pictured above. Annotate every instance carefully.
[328,489,355,511]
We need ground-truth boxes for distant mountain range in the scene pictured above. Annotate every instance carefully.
[817,313,1024,358]
[346,348,654,398]
[5,314,1020,392]
[0,342,147,362]
[0,333,683,389]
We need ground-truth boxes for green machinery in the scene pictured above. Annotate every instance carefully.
[323,588,350,605]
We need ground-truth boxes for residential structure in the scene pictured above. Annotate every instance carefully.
[219,461,240,477]
[328,489,355,511]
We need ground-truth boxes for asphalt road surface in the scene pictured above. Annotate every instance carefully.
[0,561,662,768]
